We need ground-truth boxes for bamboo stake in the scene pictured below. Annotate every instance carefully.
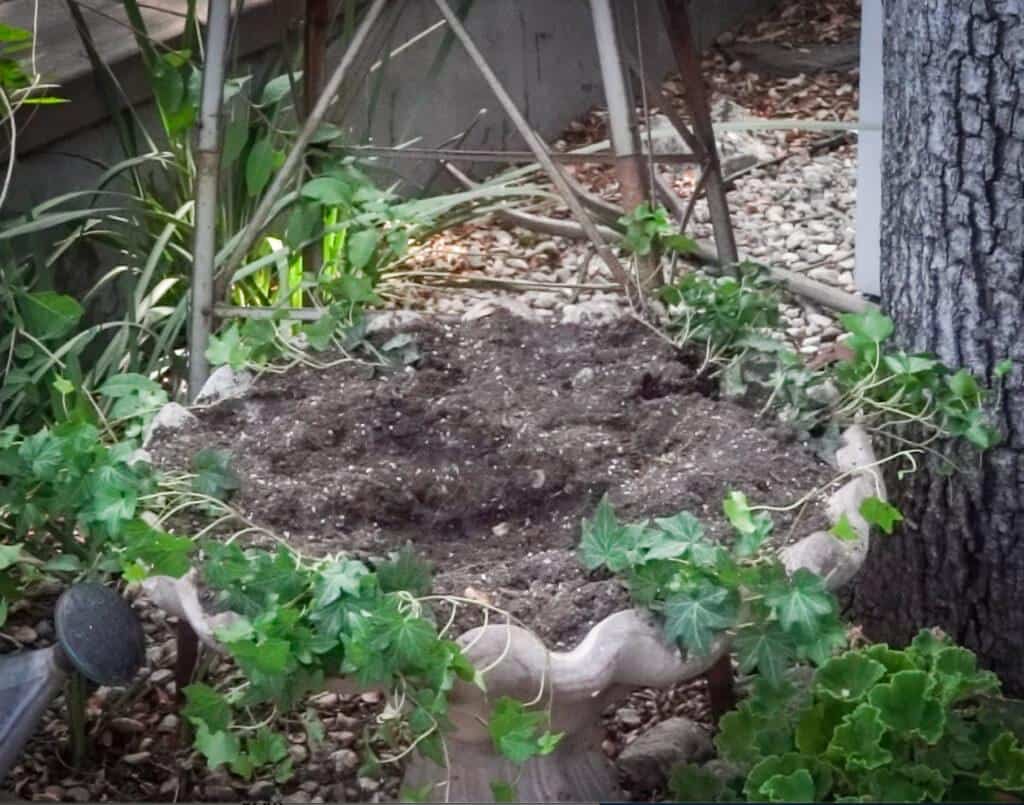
[188,0,232,400]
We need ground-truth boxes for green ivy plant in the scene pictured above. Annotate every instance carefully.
[578,494,851,686]
[659,262,781,375]
[670,631,1024,802]
[619,202,698,257]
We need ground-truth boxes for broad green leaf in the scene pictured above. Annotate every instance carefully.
[766,568,834,635]
[42,555,83,573]
[868,670,946,743]
[246,137,275,198]
[745,753,833,802]
[859,497,903,535]
[120,519,194,577]
[259,72,299,106]
[724,491,774,556]
[816,652,887,703]
[947,369,981,402]
[183,683,232,732]
[194,723,242,769]
[302,177,352,205]
[330,274,381,306]
[760,769,815,802]
[663,581,738,656]
[839,309,894,343]
[0,544,24,571]
[18,429,62,480]
[827,703,893,770]
[19,291,83,340]
[347,229,379,272]
[981,731,1024,791]
[0,597,6,628]
[995,359,1014,378]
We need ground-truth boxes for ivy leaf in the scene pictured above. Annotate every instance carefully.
[827,703,893,770]
[183,683,232,732]
[830,513,860,542]
[868,670,946,743]
[194,723,242,769]
[735,622,794,688]
[247,727,289,767]
[488,697,556,764]
[723,491,774,556]
[815,652,887,703]
[228,636,293,676]
[206,324,250,370]
[376,544,433,596]
[119,519,194,577]
[859,497,903,535]
[19,429,62,480]
[579,495,633,572]
[313,559,369,609]
[765,568,834,635]
[191,448,241,501]
[663,581,738,656]
[641,512,704,560]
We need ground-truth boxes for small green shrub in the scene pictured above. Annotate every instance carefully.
[670,632,1024,802]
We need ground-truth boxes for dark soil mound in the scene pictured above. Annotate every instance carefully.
[153,312,829,649]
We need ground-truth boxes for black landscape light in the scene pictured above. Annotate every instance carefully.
[0,583,145,783]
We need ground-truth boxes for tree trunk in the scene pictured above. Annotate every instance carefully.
[852,0,1024,693]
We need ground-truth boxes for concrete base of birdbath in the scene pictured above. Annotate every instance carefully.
[141,425,882,802]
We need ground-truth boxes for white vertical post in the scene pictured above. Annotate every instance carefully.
[854,0,883,297]
[189,0,232,401]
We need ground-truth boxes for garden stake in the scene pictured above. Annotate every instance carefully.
[66,671,88,770]
[175,620,200,744]
[704,653,737,722]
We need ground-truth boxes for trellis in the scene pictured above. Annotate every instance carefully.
[188,0,741,391]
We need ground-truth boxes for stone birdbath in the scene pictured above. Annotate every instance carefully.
[140,367,883,801]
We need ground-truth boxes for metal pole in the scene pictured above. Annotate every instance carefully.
[188,0,233,401]
[659,0,738,265]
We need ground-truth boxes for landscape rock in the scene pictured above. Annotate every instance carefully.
[194,366,254,405]
[616,717,714,789]
[142,402,196,446]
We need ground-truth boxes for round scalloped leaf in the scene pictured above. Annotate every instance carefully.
[868,670,946,744]
[815,652,888,703]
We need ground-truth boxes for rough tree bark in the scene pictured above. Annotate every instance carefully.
[852,1,1024,692]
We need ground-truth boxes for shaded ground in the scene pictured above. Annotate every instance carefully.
[153,312,829,650]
